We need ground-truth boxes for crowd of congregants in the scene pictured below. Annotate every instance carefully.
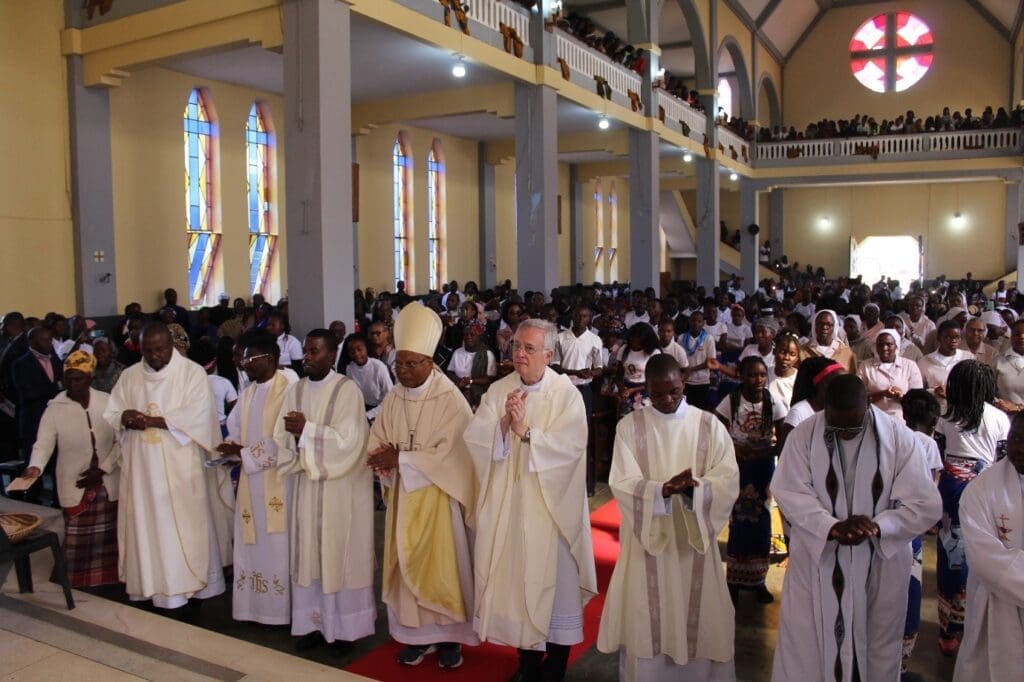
[2,270,1024,681]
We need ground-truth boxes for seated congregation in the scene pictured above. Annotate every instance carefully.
[3,272,1024,682]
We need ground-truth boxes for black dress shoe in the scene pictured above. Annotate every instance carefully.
[295,631,325,652]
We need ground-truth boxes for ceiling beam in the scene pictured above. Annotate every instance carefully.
[755,0,782,28]
[720,0,785,65]
[1013,1,1024,44]
[963,0,1011,40]
[784,8,826,63]
[660,39,692,50]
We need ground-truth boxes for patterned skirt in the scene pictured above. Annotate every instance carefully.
[63,486,119,588]
[726,455,775,587]
[936,455,984,640]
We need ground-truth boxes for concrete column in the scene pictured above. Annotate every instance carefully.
[1006,181,1022,277]
[514,83,559,294]
[770,188,785,267]
[352,136,360,288]
[739,181,759,292]
[695,158,721,292]
[570,165,584,285]
[282,0,354,335]
[67,55,118,316]
[629,129,660,291]
[478,142,497,289]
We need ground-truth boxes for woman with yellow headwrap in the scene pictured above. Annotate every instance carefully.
[21,350,120,587]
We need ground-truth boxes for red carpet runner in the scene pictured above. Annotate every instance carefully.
[344,500,622,681]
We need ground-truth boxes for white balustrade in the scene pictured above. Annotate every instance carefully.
[656,91,706,137]
[554,30,643,99]
[757,127,1022,162]
[716,126,750,162]
[473,0,530,45]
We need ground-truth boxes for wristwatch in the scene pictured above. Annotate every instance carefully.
[522,428,532,442]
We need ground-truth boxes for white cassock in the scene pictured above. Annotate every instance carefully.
[464,368,598,649]
[953,457,1024,682]
[598,400,739,682]
[103,350,231,608]
[370,369,479,646]
[274,371,376,643]
[770,407,941,682]
[227,371,293,625]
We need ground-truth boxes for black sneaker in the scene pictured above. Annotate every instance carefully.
[397,644,437,666]
[438,643,463,669]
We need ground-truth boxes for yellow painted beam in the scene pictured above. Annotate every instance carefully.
[748,156,1024,180]
[353,83,515,133]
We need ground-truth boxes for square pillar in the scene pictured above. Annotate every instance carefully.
[514,83,559,294]
[478,142,498,289]
[739,180,759,292]
[1006,181,1022,277]
[770,188,785,268]
[629,129,660,291]
[282,0,354,334]
[68,55,118,316]
[695,158,720,292]
[570,165,584,285]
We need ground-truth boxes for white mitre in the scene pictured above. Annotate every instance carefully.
[394,302,442,358]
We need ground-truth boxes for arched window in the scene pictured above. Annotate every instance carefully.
[716,78,733,120]
[850,12,933,93]
[246,102,276,298]
[427,140,446,292]
[184,88,220,307]
[608,181,618,281]
[593,180,604,283]
[393,133,412,290]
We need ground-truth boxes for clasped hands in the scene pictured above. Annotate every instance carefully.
[829,515,880,546]
[120,409,165,431]
[367,442,400,475]
[500,388,528,439]
[661,468,698,498]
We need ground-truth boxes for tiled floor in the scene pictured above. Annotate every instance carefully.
[2,483,957,681]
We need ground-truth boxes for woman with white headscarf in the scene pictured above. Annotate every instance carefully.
[798,309,857,374]
[861,302,884,342]
[885,315,924,362]
[858,329,924,419]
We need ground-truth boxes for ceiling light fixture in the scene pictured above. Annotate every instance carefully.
[820,216,832,228]
[452,56,467,79]
[952,212,965,228]
[682,152,693,163]
[598,115,610,130]
[729,172,739,181]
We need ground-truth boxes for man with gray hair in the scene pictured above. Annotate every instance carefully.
[465,318,597,682]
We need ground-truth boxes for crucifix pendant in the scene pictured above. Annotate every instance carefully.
[407,431,417,452]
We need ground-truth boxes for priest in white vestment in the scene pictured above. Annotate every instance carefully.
[273,329,376,652]
[770,375,941,682]
[219,332,297,624]
[954,414,1024,682]
[598,355,739,681]
[465,318,598,682]
[368,304,478,669]
[103,322,230,611]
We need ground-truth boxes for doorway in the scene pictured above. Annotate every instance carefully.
[850,235,922,289]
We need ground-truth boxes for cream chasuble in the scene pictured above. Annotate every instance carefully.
[103,350,230,606]
[369,369,478,645]
[597,401,739,681]
[954,457,1024,682]
[770,407,941,682]
[464,368,598,649]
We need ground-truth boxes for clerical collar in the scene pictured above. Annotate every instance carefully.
[308,369,335,384]
[404,370,435,398]
[651,397,689,419]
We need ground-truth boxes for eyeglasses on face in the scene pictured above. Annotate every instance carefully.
[240,353,273,367]
[511,341,544,355]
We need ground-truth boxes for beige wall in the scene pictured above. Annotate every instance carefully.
[355,123,480,295]
[0,0,75,314]
[110,67,286,311]
[785,0,1010,126]
[781,181,1007,280]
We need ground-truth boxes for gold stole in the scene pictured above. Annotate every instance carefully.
[237,372,289,545]
[385,385,466,621]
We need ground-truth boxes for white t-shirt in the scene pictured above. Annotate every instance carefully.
[659,340,690,370]
[553,329,604,386]
[912,430,944,475]
[768,369,796,416]
[705,321,728,341]
[619,348,659,385]
[449,346,497,379]
[784,399,816,428]
[624,310,651,329]
[725,322,752,349]
[935,403,1010,464]
[208,374,238,426]
[346,357,394,420]
[679,332,716,386]
[715,393,786,444]
[739,344,775,370]
[276,333,303,366]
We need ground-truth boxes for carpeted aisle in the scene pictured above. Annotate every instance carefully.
[344,500,623,681]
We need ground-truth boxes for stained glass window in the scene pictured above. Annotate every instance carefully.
[608,181,618,280]
[427,140,445,293]
[393,134,412,290]
[184,88,220,307]
[246,102,276,297]
[593,180,604,283]
[717,78,733,120]
[850,12,933,94]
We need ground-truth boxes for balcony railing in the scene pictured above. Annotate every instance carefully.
[756,128,1022,163]
[554,29,643,102]
[656,91,706,139]
[717,126,751,164]
[473,0,530,46]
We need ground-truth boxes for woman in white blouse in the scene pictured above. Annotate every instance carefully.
[858,329,924,419]
[918,320,975,408]
[993,317,1024,414]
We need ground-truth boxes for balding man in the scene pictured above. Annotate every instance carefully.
[464,319,597,682]
[770,375,941,682]
[103,322,230,614]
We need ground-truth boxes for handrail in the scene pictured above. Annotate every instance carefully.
[553,29,643,99]
[473,0,530,45]
[717,126,750,163]
[756,128,1022,161]
[656,91,706,137]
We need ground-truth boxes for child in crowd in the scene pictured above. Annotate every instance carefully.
[344,333,393,422]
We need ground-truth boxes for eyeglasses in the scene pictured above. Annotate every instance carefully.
[240,353,273,367]
[826,425,865,437]
[394,358,431,371]
[511,341,544,355]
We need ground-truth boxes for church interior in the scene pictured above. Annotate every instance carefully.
[2,0,1022,680]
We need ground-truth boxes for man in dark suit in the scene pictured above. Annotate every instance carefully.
[11,326,62,458]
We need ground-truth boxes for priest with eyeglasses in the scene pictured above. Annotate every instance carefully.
[769,374,941,682]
